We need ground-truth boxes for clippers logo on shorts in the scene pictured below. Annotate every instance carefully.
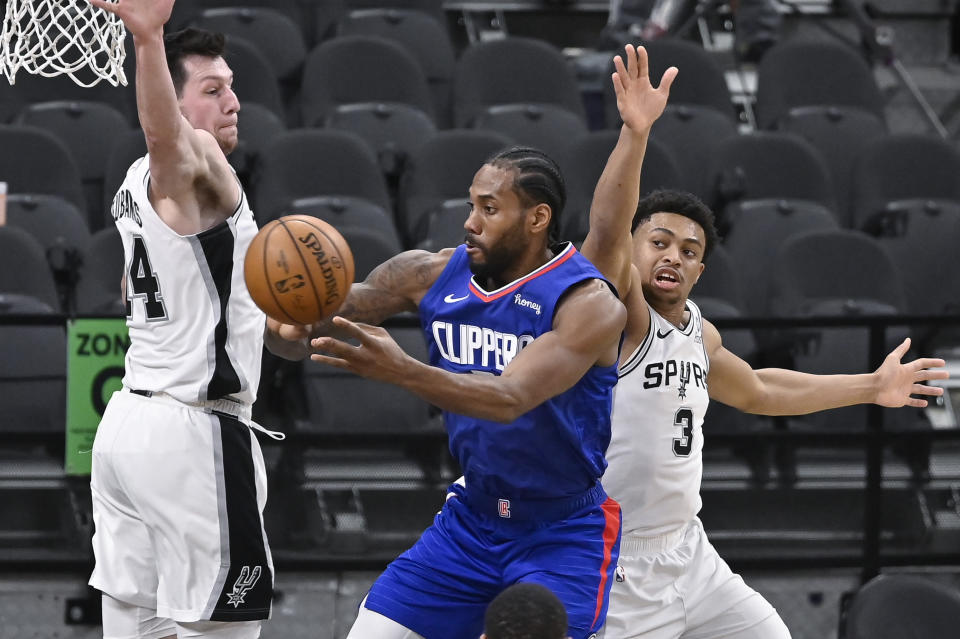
[225,565,262,608]
[498,499,511,518]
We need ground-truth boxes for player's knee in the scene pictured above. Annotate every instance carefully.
[101,594,176,639]
[175,619,261,639]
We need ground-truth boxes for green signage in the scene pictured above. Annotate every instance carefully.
[66,318,129,475]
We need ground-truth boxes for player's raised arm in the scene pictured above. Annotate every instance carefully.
[704,323,949,416]
[265,249,454,360]
[88,0,238,229]
[311,279,626,423]
[580,44,676,297]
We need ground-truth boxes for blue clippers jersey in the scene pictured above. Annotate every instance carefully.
[419,243,619,501]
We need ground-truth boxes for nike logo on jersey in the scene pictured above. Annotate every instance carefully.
[656,328,674,339]
[444,293,469,303]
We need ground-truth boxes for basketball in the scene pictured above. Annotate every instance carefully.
[244,215,355,325]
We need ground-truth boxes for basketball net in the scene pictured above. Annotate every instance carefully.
[1,0,127,87]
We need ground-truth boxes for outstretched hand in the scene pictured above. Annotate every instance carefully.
[310,316,414,383]
[265,317,313,342]
[874,337,949,408]
[612,44,678,133]
[86,0,175,37]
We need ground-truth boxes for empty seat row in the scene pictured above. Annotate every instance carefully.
[4,120,960,320]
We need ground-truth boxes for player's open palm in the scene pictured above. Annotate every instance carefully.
[612,44,678,133]
[310,317,412,384]
[874,337,949,408]
[86,0,175,37]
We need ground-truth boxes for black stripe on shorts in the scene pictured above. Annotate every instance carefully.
[210,413,273,621]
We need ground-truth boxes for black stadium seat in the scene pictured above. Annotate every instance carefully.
[254,128,391,223]
[756,38,885,130]
[300,35,435,128]
[453,37,586,128]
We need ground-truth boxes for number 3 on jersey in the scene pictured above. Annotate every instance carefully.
[672,407,694,457]
[127,236,168,320]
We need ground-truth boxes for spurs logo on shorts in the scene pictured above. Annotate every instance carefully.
[225,565,262,608]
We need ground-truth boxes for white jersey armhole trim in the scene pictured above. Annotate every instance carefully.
[618,304,657,378]
[686,299,711,374]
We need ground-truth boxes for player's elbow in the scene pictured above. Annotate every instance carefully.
[738,388,779,416]
[487,391,530,423]
[490,402,525,424]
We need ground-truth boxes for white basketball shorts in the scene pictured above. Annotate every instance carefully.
[89,389,274,623]
[598,518,788,639]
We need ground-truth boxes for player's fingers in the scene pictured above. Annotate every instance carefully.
[623,44,637,78]
[309,353,350,370]
[912,383,944,396]
[86,0,116,13]
[910,358,947,372]
[906,397,929,408]
[339,318,387,345]
[330,315,368,340]
[310,335,355,357]
[611,72,626,99]
[268,317,306,336]
[636,45,648,79]
[915,368,949,382]
[891,337,911,359]
[612,55,627,83]
[658,66,679,95]
[280,324,311,341]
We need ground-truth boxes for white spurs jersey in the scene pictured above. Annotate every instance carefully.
[112,155,264,405]
[603,299,710,536]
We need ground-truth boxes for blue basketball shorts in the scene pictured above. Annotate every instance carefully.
[362,487,622,639]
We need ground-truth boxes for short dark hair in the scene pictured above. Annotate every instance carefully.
[486,147,566,245]
[632,189,720,260]
[163,27,226,96]
[484,583,568,639]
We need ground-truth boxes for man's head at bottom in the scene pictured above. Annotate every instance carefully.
[482,582,570,639]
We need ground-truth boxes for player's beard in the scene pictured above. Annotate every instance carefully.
[466,219,527,288]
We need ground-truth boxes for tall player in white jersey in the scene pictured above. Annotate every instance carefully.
[581,45,950,639]
[86,1,288,637]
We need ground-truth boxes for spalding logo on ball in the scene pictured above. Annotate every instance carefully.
[244,215,355,325]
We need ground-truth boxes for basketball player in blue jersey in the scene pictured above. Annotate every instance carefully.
[268,147,627,637]
[86,1,290,637]
[578,44,950,639]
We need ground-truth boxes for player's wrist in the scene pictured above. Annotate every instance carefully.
[868,371,884,404]
[621,121,652,138]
